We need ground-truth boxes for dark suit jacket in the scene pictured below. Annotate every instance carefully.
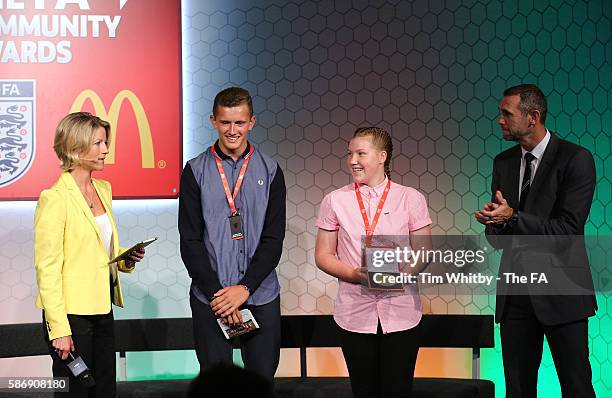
[486,133,597,325]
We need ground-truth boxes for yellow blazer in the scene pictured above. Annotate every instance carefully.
[34,172,133,340]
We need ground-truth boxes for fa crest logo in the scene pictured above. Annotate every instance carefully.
[0,80,35,187]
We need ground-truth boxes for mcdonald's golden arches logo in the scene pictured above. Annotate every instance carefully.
[70,90,155,168]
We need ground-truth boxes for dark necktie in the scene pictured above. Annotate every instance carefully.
[518,152,536,211]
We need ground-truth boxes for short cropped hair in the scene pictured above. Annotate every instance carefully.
[53,112,111,171]
[503,84,548,124]
[212,87,253,117]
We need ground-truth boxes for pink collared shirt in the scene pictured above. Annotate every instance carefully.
[316,177,432,334]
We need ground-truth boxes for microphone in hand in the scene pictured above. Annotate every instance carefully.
[62,351,96,387]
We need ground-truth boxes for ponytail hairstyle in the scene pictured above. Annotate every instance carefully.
[352,127,393,180]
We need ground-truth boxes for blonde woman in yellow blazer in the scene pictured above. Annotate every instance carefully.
[34,112,144,397]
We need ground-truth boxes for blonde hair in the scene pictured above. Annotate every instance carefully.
[53,112,111,171]
[352,127,393,180]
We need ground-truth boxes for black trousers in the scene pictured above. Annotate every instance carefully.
[43,311,116,398]
[340,321,421,398]
[500,295,595,398]
[190,293,281,381]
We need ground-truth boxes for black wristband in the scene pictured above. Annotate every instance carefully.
[240,284,251,294]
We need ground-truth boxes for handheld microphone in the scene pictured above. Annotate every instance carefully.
[63,351,96,387]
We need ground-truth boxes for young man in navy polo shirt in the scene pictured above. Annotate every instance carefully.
[179,87,286,379]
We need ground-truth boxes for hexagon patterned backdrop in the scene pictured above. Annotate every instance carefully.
[1,0,610,395]
[181,1,612,393]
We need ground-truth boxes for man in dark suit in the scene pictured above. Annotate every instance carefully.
[475,84,597,397]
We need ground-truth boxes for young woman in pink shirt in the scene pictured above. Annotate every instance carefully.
[315,127,432,398]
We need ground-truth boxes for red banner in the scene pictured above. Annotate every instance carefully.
[0,0,181,199]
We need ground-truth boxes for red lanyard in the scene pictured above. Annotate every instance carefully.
[211,144,254,215]
[354,179,391,237]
